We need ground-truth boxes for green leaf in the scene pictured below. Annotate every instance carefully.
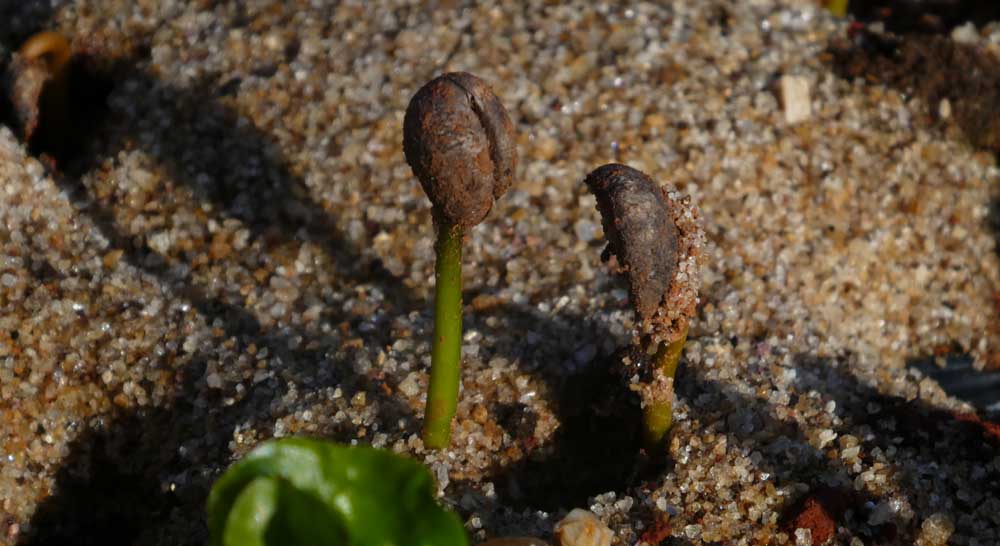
[207,438,469,546]
[222,476,348,546]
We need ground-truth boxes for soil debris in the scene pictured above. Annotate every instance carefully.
[831,28,1000,150]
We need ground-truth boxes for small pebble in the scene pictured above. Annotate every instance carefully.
[779,75,812,124]
[917,513,954,546]
[951,22,979,44]
[555,509,613,546]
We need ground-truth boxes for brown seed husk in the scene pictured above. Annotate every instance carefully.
[403,72,516,228]
[585,163,704,344]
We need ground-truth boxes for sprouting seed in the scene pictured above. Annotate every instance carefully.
[585,163,704,452]
[403,72,516,449]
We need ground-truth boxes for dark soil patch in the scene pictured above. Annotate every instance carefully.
[847,0,1000,34]
[830,29,1000,150]
[0,48,118,168]
[495,350,651,511]
[21,411,193,546]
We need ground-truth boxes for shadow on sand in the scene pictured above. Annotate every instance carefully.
[3,11,998,546]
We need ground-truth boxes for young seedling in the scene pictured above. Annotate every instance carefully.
[585,164,704,452]
[4,31,72,148]
[403,72,516,449]
[207,438,468,546]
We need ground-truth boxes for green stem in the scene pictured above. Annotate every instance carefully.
[422,224,464,449]
[826,0,848,17]
[642,327,688,452]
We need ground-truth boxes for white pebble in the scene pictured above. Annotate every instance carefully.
[555,509,612,546]
[398,372,421,397]
[779,75,811,124]
[951,22,978,44]
[573,220,598,243]
[205,373,222,389]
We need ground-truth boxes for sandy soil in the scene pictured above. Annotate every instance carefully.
[1,1,999,545]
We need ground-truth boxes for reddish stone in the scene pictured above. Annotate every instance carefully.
[790,497,836,544]
[638,514,671,545]
[952,412,1000,442]
[781,487,852,545]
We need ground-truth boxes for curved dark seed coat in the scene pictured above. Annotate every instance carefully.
[585,163,679,319]
[403,72,517,228]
